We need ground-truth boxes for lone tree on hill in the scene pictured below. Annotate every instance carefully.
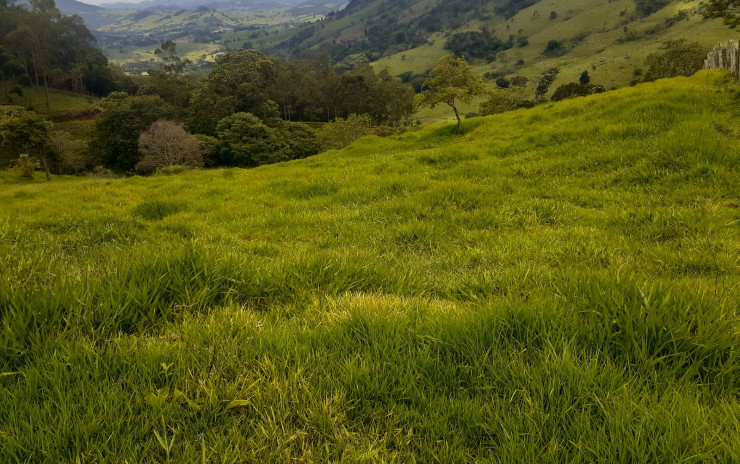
[416,55,488,132]
[700,0,740,28]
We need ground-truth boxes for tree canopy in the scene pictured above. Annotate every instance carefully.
[416,55,488,132]
[700,0,740,28]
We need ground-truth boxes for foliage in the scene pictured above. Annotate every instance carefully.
[0,0,119,98]
[634,0,671,17]
[700,0,740,28]
[154,40,191,75]
[535,68,561,99]
[136,120,203,174]
[136,70,192,108]
[580,71,591,85]
[190,49,277,135]
[494,0,538,18]
[215,112,290,167]
[551,82,605,101]
[544,40,565,57]
[444,29,511,61]
[0,106,54,179]
[416,55,488,131]
[272,121,321,160]
[478,85,533,115]
[318,113,372,150]
[94,93,178,172]
[14,153,38,177]
[0,73,737,462]
[644,40,707,82]
[50,130,88,174]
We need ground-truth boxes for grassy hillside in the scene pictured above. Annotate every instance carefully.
[1,72,739,462]
[0,83,97,118]
[374,0,737,93]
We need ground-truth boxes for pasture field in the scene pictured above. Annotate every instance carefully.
[1,72,739,462]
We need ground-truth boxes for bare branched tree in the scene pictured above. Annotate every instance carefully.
[136,120,203,173]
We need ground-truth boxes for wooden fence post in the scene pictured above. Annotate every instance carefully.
[704,40,740,79]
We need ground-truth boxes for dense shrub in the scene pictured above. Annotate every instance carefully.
[644,40,707,81]
[551,83,605,101]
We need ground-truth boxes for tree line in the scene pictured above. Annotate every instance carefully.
[0,0,127,103]
[0,1,416,178]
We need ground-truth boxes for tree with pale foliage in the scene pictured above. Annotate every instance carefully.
[701,0,740,28]
[136,120,202,174]
[319,114,372,150]
[416,55,488,132]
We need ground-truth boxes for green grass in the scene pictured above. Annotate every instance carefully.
[0,83,96,118]
[1,72,739,462]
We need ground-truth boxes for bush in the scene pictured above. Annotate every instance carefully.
[273,121,321,160]
[644,40,706,82]
[635,0,670,17]
[551,83,605,101]
[445,30,510,61]
[479,86,533,115]
[50,131,89,174]
[15,154,38,178]
[88,165,116,178]
[319,114,372,150]
[216,113,290,167]
[536,68,560,99]
[544,40,565,57]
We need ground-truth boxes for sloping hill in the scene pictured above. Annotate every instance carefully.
[270,0,736,91]
[375,0,736,93]
[1,72,739,461]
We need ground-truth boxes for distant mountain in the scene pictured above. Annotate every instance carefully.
[100,0,304,10]
[55,0,125,29]
[56,0,104,15]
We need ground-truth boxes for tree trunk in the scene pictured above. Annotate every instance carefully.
[43,76,50,109]
[40,155,52,182]
[451,103,462,132]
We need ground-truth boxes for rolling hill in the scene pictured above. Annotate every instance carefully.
[1,71,739,461]
[268,0,737,95]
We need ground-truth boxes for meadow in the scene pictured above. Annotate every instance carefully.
[1,71,739,462]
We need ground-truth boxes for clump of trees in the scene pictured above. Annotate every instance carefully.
[643,40,707,81]
[634,0,671,17]
[0,107,54,180]
[0,0,125,103]
[551,82,605,101]
[700,0,740,28]
[444,29,512,62]
[479,85,533,115]
[535,68,561,99]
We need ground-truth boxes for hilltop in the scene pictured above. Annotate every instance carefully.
[1,72,739,461]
